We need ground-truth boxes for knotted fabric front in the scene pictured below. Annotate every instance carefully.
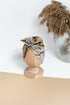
[21,36,45,63]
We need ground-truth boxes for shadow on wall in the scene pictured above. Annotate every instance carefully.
[12,50,27,73]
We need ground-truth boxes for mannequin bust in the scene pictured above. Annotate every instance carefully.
[21,36,45,79]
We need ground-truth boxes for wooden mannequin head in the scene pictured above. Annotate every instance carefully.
[21,36,45,79]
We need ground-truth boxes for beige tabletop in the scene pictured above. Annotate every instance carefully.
[0,72,70,105]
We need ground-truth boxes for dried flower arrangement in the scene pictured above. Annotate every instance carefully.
[39,0,70,40]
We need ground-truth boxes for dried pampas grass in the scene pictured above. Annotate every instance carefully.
[39,0,70,40]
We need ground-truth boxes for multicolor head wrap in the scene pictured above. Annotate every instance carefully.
[21,36,45,63]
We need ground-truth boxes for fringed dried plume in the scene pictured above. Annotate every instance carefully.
[39,0,70,40]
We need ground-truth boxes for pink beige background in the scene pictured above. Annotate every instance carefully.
[0,72,70,105]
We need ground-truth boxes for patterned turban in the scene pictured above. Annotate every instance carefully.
[21,36,45,63]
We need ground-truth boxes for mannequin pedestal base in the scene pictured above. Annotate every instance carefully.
[24,67,44,79]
